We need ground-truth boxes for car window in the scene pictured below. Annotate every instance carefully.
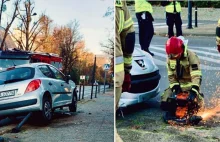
[38,65,53,78]
[48,66,65,81]
[0,67,34,84]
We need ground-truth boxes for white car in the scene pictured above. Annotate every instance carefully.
[0,63,77,123]
[119,46,161,108]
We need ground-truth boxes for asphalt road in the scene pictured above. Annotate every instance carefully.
[0,89,114,142]
[117,35,220,142]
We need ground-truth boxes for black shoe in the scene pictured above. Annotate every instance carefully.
[148,51,154,56]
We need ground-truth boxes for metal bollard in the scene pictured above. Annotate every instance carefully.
[79,84,81,101]
[91,84,94,99]
[11,112,32,133]
[82,84,85,99]
[98,85,100,93]
[95,85,98,98]
[195,6,198,27]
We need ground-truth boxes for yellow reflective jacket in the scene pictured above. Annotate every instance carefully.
[135,0,153,13]
[216,19,220,46]
[167,50,202,91]
[165,1,181,13]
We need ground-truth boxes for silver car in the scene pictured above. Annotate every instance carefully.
[119,46,161,108]
[0,63,77,123]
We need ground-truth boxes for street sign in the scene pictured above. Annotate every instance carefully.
[80,75,85,80]
[103,64,110,71]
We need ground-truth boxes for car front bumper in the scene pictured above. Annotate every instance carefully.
[119,81,160,108]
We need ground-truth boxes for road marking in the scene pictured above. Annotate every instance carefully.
[135,44,220,70]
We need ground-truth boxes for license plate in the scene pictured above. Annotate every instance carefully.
[0,90,16,98]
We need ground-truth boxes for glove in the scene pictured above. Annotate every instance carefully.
[171,85,181,94]
[122,73,131,92]
[217,45,220,53]
[188,90,197,102]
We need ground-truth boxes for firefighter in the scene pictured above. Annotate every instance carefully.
[115,0,135,141]
[135,0,154,56]
[160,36,204,110]
[216,19,220,53]
[162,0,183,38]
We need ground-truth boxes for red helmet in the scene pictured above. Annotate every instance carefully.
[165,37,184,59]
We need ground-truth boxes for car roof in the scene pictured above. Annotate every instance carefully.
[14,63,51,68]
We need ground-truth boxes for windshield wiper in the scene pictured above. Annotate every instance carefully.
[4,79,25,84]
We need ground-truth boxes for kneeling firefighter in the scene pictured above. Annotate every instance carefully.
[160,36,204,120]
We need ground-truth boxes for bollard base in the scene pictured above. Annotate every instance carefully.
[11,128,20,133]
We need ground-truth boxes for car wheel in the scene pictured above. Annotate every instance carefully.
[41,97,53,124]
[69,92,77,112]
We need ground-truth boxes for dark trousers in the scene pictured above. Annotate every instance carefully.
[136,12,154,52]
[166,12,182,38]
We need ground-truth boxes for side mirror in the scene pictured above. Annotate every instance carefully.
[65,75,71,83]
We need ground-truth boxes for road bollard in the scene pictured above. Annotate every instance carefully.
[78,84,81,101]
[11,112,32,133]
[82,84,85,99]
[195,6,198,27]
[95,85,98,98]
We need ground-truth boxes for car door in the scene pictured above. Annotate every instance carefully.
[38,65,63,107]
[48,65,72,105]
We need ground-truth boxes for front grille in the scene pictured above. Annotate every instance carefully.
[130,70,160,93]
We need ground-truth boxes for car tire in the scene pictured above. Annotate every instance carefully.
[40,97,53,124]
[69,92,77,112]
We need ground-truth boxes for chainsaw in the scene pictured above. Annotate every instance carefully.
[163,91,202,125]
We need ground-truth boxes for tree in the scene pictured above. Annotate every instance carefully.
[11,0,45,51]
[0,0,20,50]
[53,20,82,75]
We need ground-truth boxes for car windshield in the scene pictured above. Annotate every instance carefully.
[0,59,30,71]
[0,67,34,85]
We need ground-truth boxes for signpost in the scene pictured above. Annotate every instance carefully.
[103,64,110,93]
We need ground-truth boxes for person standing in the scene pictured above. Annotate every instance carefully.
[115,0,135,141]
[135,0,154,56]
[162,0,183,38]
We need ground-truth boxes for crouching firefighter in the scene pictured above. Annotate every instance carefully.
[160,36,204,125]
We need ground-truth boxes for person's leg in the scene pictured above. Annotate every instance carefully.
[136,13,145,50]
[166,13,174,38]
[175,13,183,37]
[160,87,173,110]
[144,20,154,56]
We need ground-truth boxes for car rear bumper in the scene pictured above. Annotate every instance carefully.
[119,81,160,108]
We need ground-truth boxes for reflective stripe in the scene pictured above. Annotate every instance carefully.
[115,63,124,73]
[180,83,192,88]
[184,45,188,57]
[190,70,202,76]
[123,17,133,30]
[118,10,124,33]
[170,83,179,88]
[170,60,176,69]
[168,71,173,76]
[192,88,199,95]
[116,56,124,65]
[124,56,132,65]
[191,84,199,87]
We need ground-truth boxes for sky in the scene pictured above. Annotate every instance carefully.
[3,0,114,55]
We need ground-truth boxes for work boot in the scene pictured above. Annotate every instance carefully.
[143,49,154,56]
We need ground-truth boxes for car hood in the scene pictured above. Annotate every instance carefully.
[131,47,158,75]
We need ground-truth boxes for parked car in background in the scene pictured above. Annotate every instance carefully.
[119,46,161,108]
[0,63,77,123]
